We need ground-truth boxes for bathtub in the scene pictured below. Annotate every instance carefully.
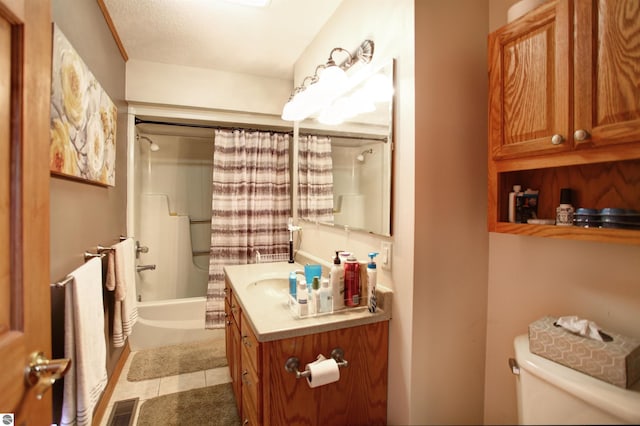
[128,296,224,351]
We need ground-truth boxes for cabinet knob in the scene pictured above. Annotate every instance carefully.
[550,134,565,145]
[574,129,591,142]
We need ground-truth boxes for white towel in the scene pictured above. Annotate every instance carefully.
[61,257,108,426]
[106,238,138,347]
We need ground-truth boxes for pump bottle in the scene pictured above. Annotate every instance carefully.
[367,252,378,313]
[508,185,522,223]
[329,251,344,310]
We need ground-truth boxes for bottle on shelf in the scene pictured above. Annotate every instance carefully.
[508,185,522,223]
[344,254,360,307]
[330,251,344,310]
[556,188,575,226]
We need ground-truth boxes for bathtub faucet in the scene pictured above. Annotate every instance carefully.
[136,264,156,272]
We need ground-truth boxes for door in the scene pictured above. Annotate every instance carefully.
[0,1,54,424]
[488,0,571,159]
[574,0,640,149]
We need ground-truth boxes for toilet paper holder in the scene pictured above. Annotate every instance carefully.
[284,347,349,379]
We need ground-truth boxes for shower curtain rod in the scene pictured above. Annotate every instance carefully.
[135,117,388,142]
[134,117,290,134]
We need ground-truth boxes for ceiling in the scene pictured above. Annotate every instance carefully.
[101,0,344,80]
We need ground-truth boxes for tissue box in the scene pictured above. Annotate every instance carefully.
[528,316,640,388]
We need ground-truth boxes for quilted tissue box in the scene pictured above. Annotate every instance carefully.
[528,316,640,388]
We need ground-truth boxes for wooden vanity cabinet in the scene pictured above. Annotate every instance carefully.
[231,313,389,426]
[224,281,242,414]
[487,0,640,245]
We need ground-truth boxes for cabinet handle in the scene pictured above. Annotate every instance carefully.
[550,134,565,145]
[574,129,591,142]
[242,336,252,347]
[242,369,251,385]
[243,419,249,425]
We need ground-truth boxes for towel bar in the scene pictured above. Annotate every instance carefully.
[50,275,74,288]
[284,348,348,379]
[84,252,105,261]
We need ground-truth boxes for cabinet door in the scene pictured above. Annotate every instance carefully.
[225,300,242,413]
[488,0,571,159]
[574,0,640,149]
[263,321,388,426]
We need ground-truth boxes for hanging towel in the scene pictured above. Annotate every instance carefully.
[61,257,108,426]
[106,238,138,347]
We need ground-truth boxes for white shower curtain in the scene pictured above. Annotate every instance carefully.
[206,129,291,328]
[298,135,334,223]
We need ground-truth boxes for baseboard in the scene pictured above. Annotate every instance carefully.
[92,342,131,426]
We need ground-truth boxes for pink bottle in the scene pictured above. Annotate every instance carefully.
[344,255,360,307]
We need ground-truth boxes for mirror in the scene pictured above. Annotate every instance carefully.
[297,59,394,236]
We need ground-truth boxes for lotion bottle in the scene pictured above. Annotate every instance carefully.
[330,251,344,310]
[367,252,378,313]
[508,185,522,223]
[319,278,333,314]
[297,279,308,317]
[311,276,321,315]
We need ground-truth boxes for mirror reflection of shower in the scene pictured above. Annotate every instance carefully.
[356,148,373,163]
[137,134,160,152]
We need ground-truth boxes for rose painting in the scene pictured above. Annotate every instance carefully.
[50,24,116,186]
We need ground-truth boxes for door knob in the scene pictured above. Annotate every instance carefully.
[550,134,565,145]
[574,129,591,141]
[24,351,71,400]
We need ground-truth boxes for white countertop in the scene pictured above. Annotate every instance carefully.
[224,261,392,342]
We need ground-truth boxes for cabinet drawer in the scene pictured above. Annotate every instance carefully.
[241,317,260,374]
[230,292,241,325]
[241,384,260,426]
[241,361,261,423]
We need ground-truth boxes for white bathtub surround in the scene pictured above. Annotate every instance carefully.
[106,238,139,347]
[129,297,223,351]
[207,129,291,328]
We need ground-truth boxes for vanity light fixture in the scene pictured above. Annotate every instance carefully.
[282,40,375,122]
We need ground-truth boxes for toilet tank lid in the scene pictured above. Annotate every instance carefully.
[514,334,640,424]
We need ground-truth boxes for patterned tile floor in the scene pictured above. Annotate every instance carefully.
[100,347,232,425]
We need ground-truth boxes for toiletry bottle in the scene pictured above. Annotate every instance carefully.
[297,279,308,317]
[367,252,378,313]
[289,271,297,300]
[319,278,333,314]
[556,188,575,226]
[508,185,522,223]
[330,251,344,310]
[344,254,360,307]
[311,276,321,315]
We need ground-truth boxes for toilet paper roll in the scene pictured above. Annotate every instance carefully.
[305,357,340,388]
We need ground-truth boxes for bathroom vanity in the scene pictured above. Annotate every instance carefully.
[224,262,392,426]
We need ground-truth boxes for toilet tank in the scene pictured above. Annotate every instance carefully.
[512,334,640,425]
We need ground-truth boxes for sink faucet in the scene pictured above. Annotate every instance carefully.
[287,218,301,263]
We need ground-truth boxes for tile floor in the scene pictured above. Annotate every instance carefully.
[100,348,232,426]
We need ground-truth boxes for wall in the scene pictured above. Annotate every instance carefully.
[126,59,291,115]
[413,1,489,424]
[483,1,640,424]
[292,1,415,423]
[50,0,128,421]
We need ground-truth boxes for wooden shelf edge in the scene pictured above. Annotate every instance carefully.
[492,222,640,246]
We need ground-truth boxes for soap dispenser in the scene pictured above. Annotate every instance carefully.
[330,251,344,310]
[367,252,378,313]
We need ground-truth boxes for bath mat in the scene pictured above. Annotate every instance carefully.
[136,383,240,426]
[127,338,227,381]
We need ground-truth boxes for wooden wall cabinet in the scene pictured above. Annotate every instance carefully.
[487,0,640,245]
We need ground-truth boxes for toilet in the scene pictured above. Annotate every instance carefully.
[512,334,640,425]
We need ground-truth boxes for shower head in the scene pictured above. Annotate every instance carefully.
[137,134,160,152]
[356,148,373,162]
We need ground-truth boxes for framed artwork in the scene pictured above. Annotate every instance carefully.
[49,24,116,186]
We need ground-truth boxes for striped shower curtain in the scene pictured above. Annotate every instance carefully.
[206,129,291,328]
[298,135,334,223]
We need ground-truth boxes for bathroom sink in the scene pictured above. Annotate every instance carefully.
[245,277,290,304]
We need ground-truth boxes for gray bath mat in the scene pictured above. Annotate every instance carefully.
[127,338,227,381]
[136,383,240,426]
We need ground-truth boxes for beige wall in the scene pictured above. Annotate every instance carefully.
[50,0,128,420]
[483,1,640,424]
[414,1,489,424]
